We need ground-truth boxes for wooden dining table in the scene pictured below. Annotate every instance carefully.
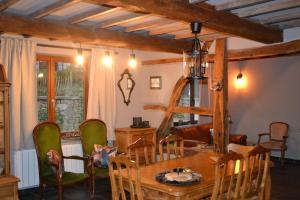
[116,152,217,199]
[115,151,272,200]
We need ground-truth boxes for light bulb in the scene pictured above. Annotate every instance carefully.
[128,53,137,69]
[76,49,84,65]
[38,73,44,78]
[102,51,113,66]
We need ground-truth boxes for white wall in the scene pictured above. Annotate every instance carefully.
[228,55,300,160]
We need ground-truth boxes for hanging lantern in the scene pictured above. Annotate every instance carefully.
[183,21,208,79]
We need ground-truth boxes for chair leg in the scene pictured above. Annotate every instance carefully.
[89,175,95,199]
[58,184,63,200]
[281,149,285,166]
[38,183,44,199]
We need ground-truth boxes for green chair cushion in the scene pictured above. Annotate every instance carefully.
[43,171,89,187]
[94,167,109,178]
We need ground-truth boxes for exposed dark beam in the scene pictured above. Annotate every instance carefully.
[0,13,191,53]
[29,0,82,19]
[87,0,283,44]
[0,0,20,12]
[142,39,300,65]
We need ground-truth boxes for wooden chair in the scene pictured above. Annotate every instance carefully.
[228,143,254,157]
[159,134,184,161]
[241,145,271,200]
[211,151,245,200]
[127,138,156,165]
[108,154,143,200]
[33,121,94,200]
[257,122,288,165]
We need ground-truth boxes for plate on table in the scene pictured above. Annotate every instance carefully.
[155,168,202,186]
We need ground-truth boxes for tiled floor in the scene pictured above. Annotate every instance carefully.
[19,159,300,200]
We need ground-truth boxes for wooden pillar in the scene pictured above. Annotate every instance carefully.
[213,39,228,153]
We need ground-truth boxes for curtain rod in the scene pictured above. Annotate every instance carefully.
[0,40,92,51]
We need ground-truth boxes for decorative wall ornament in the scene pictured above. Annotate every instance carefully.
[117,69,135,106]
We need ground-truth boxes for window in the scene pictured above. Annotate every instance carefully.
[173,79,211,126]
[36,55,88,137]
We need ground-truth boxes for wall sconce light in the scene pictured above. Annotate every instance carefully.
[235,71,247,89]
[76,43,84,66]
[128,51,137,69]
[102,51,113,66]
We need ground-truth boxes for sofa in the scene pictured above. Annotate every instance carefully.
[170,123,247,147]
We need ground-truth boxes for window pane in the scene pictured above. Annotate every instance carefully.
[55,62,84,132]
[36,61,48,122]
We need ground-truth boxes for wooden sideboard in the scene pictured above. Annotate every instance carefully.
[115,127,156,153]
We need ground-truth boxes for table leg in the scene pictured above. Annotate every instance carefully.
[265,171,271,200]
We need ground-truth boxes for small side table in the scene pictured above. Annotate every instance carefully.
[115,127,156,154]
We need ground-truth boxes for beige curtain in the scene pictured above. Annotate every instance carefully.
[87,48,116,140]
[0,37,37,150]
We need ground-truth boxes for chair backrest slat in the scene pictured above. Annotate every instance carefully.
[241,145,270,199]
[159,134,184,161]
[211,151,244,200]
[127,138,156,165]
[109,155,143,200]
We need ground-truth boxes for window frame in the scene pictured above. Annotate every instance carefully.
[37,54,89,137]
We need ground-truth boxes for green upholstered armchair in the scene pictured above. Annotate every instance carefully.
[33,121,94,200]
[79,119,109,178]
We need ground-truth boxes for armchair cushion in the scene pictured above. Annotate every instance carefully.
[260,141,287,150]
[43,171,89,187]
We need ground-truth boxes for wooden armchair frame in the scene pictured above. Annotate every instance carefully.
[159,134,184,161]
[33,121,94,200]
[257,121,288,165]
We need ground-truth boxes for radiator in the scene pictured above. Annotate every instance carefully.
[14,142,84,189]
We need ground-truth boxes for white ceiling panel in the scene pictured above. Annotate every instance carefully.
[6,0,58,15]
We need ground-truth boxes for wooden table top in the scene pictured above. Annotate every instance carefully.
[118,152,219,198]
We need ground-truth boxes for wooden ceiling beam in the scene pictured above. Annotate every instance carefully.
[142,39,300,65]
[237,0,300,18]
[216,0,271,11]
[0,0,20,12]
[87,0,283,43]
[29,0,82,19]
[69,7,122,24]
[0,13,191,53]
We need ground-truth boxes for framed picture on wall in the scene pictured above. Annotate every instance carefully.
[150,76,162,89]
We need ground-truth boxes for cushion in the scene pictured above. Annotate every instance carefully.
[91,144,117,168]
[46,149,63,178]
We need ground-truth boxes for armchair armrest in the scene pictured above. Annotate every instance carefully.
[62,155,88,161]
[257,132,270,144]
